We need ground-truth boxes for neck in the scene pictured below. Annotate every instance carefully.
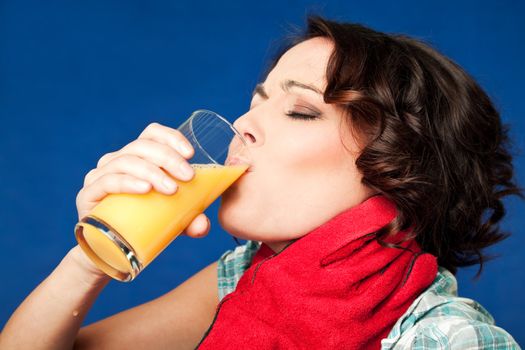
[264,240,292,254]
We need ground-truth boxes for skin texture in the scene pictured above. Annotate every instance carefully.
[0,37,376,350]
[219,37,377,253]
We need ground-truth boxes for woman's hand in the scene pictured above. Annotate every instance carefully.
[75,122,211,239]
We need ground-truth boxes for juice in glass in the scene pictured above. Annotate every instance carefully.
[75,163,249,281]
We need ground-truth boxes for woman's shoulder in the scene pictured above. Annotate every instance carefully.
[382,267,521,349]
[216,244,521,349]
[395,320,520,349]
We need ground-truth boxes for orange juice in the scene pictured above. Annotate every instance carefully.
[76,163,248,280]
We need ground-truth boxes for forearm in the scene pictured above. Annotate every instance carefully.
[0,248,110,350]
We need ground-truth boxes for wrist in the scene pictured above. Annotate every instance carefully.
[62,245,111,288]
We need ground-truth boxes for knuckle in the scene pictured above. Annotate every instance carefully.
[173,131,192,152]
[96,157,105,168]
[97,152,114,168]
[146,122,161,131]
[124,139,140,150]
[119,139,142,156]
[100,173,126,193]
[137,163,161,182]
[116,155,158,181]
[160,147,179,165]
[139,122,160,138]
[172,128,184,138]
[174,131,191,147]
[109,155,135,173]
[149,164,165,178]
[75,188,84,205]
[124,175,139,187]
[83,169,97,185]
[113,153,134,165]
[99,173,114,187]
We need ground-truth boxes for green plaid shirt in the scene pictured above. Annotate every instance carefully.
[217,240,521,349]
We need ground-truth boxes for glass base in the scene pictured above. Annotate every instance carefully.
[75,215,143,282]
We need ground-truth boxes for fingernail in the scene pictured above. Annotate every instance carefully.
[162,177,177,191]
[179,162,194,180]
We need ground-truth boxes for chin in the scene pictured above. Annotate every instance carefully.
[218,194,248,238]
[218,193,269,241]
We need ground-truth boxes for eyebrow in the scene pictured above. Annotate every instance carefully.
[252,79,323,99]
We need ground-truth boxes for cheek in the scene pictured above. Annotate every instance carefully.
[218,123,362,239]
[277,127,347,175]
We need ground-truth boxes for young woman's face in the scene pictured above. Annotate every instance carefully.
[218,37,377,252]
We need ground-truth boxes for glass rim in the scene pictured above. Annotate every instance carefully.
[188,109,249,166]
[191,109,248,148]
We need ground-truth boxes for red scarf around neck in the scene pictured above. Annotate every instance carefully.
[197,195,438,349]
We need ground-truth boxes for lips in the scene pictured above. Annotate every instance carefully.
[225,156,253,172]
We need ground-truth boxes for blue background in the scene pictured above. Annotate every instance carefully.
[1,0,524,345]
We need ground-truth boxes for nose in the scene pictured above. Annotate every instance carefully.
[233,112,259,146]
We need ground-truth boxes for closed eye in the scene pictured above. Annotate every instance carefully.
[285,111,320,120]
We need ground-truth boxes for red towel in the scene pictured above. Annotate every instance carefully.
[197,195,438,349]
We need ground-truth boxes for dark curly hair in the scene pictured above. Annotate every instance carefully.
[259,15,524,277]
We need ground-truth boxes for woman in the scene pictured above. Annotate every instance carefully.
[1,15,522,349]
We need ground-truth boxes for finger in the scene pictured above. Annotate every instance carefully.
[77,173,152,209]
[96,151,117,169]
[138,122,194,158]
[181,213,210,238]
[84,154,178,195]
[96,139,195,182]
[83,168,98,187]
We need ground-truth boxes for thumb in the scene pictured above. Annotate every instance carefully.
[181,213,210,238]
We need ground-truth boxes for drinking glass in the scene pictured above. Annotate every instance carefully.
[75,110,250,281]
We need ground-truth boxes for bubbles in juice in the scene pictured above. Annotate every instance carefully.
[192,163,224,169]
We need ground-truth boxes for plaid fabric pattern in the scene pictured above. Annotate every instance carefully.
[217,240,262,301]
[217,240,521,349]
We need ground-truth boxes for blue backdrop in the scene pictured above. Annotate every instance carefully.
[1,0,524,345]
